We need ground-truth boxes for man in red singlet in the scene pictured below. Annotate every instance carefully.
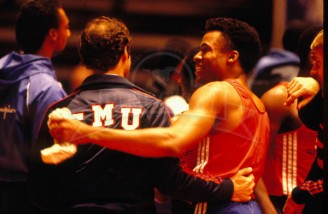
[260,82,317,213]
[257,26,321,214]
[49,17,270,213]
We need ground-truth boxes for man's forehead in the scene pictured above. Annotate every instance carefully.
[203,31,223,38]
[201,31,224,45]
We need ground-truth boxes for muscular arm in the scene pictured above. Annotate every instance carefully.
[254,178,278,214]
[261,84,292,143]
[257,85,293,214]
[49,83,226,157]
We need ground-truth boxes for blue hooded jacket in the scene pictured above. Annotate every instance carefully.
[0,51,67,181]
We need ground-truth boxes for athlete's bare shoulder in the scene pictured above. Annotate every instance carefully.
[195,81,236,95]
[186,81,231,115]
[261,84,288,109]
[189,81,240,113]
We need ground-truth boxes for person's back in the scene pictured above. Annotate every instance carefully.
[181,80,268,179]
[0,0,69,212]
[31,75,172,213]
[179,79,269,213]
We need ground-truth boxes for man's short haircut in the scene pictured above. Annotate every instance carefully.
[310,30,324,50]
[297,26,322,75]
[15,0,60,54]
[282,20,312,53]
[78,16,131,72]
[205,17,261,74]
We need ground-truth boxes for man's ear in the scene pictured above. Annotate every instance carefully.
[48,28,58,41]
[227,50,239,62]
[122,46,130,61]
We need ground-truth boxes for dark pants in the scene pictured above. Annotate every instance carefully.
[269,195,286,214]
[0,181,35,213]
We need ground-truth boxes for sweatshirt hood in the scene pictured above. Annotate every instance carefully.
[0,51,55,94]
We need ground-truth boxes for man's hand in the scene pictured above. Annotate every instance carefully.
[48,116,90,144]
[230,167,255,202]
[284,77,320,109]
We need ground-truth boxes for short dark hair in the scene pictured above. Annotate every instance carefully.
[15,0,61,53]
[297,25,323,76]
[282,20,312,53]
[205,17,261,74]
[78,16,131,72]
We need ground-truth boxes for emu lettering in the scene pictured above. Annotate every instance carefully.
[91,104,142,130]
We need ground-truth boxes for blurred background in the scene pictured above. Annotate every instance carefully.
[0,0,323,94]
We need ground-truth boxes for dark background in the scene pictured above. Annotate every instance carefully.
[0,0,322,93]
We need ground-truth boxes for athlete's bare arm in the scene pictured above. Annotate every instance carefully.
[49,82,230,157]
[256,85,293,214]
[261,84,295,143]
[254,178,278,214]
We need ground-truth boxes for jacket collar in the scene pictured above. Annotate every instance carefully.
[75,74,153,96]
